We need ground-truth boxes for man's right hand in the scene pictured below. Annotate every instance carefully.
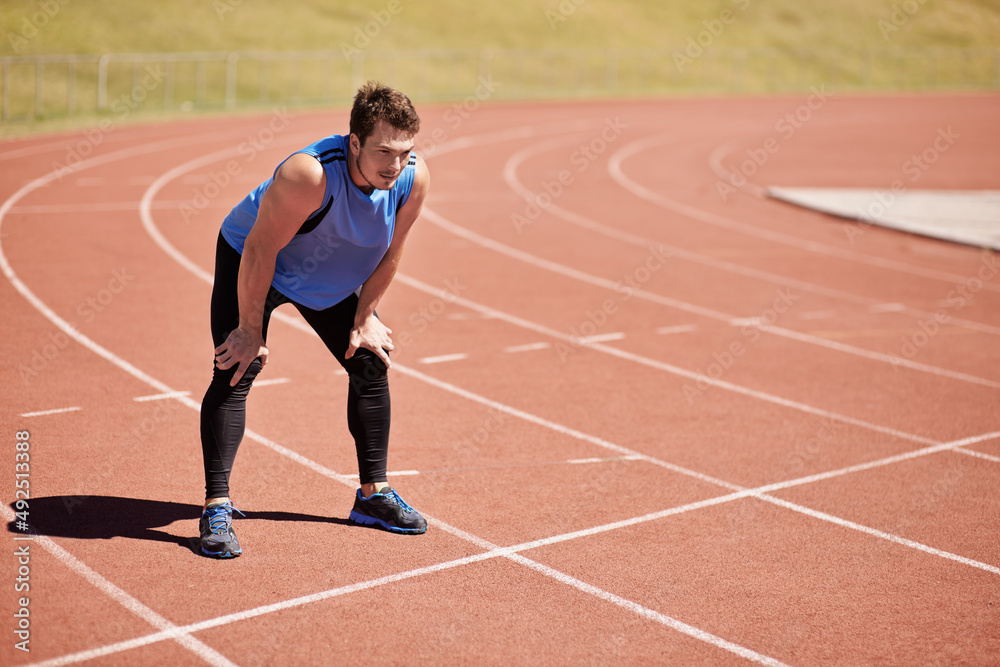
[214,327,268,387]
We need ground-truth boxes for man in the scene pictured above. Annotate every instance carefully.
[198,81,430,558]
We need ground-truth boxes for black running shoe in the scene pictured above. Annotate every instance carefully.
[199,501,244,558]
[349,488,427,534]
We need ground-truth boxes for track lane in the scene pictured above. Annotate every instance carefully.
[4,96,998,666]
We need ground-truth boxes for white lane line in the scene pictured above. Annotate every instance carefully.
[4,242,990,667]
[0,130,260,667]
[26,549,502,667]
[9,201,188,214]
[754,430,1000,497]
[10,202,139,214]
[506,131,1000,333]
[419,353,469,364]
[131,128,792,664]
[953,447,1000,463]
[707,139,769,199]
[402,357,1000,572]
[20,406,82,417]
[35,513,793,667]
[252,377,291,387]
[0,121,996,667]
[397,361,740,491]
[577,332,625,344]
[422,208,1000,390]
[0,507,240,667]
[17,120,981,667]
[504,341,552,353]
[6,277,783,667]
[613,131,1000,293]
[134,391,190,402]
[506,552,790,667]
[655,324,698,335]
[398,273,940,449]
[567,455,643,464]
[755,494,1000,576]
[868,302,907,313]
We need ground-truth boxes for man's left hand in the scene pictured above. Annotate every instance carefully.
[346,314,394,368]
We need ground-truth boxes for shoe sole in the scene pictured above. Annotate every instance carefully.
[201,545,242,558]
[349,510,427,534]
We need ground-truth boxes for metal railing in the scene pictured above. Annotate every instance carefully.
[2,47,998,122]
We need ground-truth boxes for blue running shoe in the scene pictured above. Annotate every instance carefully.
[199,501,244,558]
[349,488,427,534]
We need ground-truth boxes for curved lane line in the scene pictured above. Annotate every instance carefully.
[4,116,996,667]
[505,133,1000,336]
[609,132,1000,292]
[128,121,792,666]
[141,122,1000,583]
[0,134,246,666]
[419,205,1000,389]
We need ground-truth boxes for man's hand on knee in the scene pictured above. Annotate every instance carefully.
[346,314,393,368]
[215,326,269,386]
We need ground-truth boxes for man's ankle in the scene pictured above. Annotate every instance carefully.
[359,483,389,498]
[205,497,230,510]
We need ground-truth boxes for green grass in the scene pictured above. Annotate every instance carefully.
[1,0,998,137]
[3,0,999,55]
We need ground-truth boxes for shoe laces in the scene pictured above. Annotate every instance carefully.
[205,502,245,534]
[384,489,414,514]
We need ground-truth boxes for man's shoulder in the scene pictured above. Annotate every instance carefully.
[300,134,349,165]
[275,152,325,188]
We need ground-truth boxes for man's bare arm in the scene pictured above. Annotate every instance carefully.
[214,153,326,386]
[346,154,430,367]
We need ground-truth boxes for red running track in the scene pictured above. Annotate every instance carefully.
[1,93,998,666]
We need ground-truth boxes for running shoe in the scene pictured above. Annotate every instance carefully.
[349,487,427,534]
[199,501,244,558]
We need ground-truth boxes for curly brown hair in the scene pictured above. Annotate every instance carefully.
[349,81,421,145]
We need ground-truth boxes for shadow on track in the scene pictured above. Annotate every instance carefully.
[7,496,352,556]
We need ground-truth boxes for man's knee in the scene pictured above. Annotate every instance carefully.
[212,357,264,393]
[345,350,388,394]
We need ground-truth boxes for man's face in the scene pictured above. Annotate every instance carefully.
[350,120,415,191]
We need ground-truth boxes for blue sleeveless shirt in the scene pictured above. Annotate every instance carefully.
[220,134,417,310]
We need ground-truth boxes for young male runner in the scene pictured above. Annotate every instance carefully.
[198,81,430,558]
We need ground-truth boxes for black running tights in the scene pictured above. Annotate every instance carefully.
[200,233,390,498]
